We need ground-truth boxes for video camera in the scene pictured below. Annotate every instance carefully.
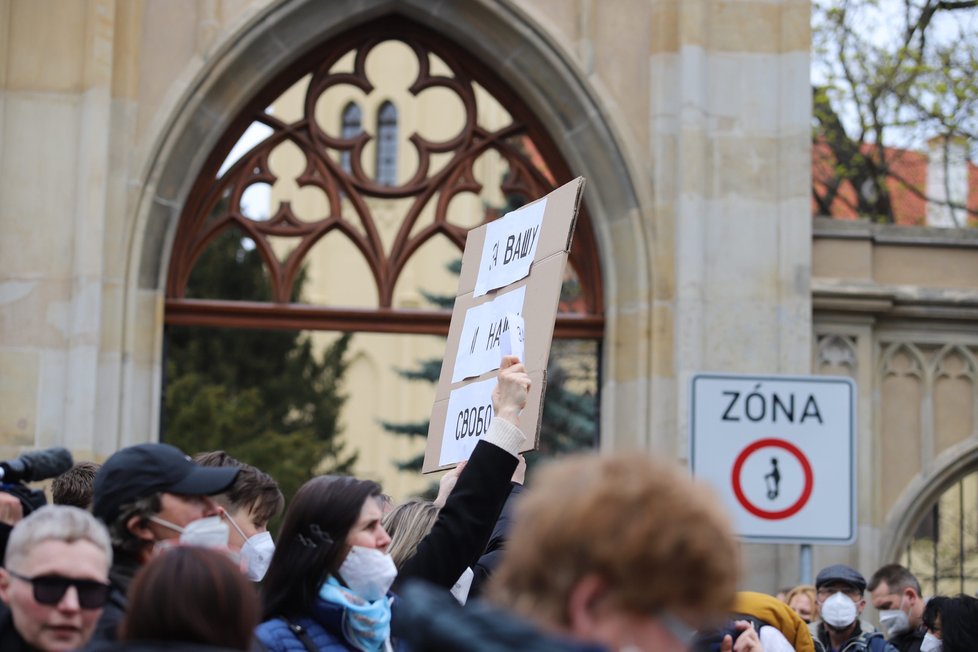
[0,447,74,515]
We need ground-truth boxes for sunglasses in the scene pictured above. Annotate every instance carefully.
[6,570,111,609]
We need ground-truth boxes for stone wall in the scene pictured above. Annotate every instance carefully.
[2,0,816,588]
[812,217,978,581]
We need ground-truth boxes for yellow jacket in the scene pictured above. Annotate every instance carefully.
[733,590,816,652]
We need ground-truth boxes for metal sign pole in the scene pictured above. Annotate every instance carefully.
[800,543,813,585]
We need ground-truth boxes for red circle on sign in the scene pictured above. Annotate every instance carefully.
[731,438,814,520]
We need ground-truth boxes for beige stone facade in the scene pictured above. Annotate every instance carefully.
[2,0,974,592]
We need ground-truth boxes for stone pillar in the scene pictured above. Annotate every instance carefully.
[0,0,117,460]
[650,0,813,590]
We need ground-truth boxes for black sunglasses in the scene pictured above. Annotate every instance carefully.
[6,570,110,609]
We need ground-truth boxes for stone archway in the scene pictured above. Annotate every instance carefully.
[881,437,978,565]
[121,0,652,451]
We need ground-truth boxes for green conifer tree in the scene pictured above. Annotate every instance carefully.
[163,229,356,504]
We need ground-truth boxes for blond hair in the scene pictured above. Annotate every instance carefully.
[787,584,818,619]
[382,499,440,569]
[487,454,739,627]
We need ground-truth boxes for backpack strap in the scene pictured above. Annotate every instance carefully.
[281,618,318,652]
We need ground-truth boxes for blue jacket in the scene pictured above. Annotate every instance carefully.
[256,595,408,652]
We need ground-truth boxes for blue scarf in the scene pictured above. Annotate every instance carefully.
[319,576,391,652]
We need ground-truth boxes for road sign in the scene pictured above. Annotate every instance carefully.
[690,373,855,544]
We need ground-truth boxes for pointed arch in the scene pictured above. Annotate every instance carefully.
[164,15,605,335]
[340,101,363,174]
[121,0,649,449]
[375,101,398,186]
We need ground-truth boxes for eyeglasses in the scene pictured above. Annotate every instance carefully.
[817,586,862,602]
[6,570,111,609]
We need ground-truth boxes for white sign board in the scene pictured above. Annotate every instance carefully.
[690,373,855,544]
[423,178,583,473]
[473,200,545,297]
[440,377,497,467]
[451,287,526,383]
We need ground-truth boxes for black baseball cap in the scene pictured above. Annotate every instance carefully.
[815,564,867,592]
[92,443,239,524]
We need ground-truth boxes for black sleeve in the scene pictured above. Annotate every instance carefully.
[394,440,517,591]
[0,523,10,566]
[468,482,522,598]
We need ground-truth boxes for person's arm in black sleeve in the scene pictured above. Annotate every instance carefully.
[395,355,529,591]
[468,482,523,599]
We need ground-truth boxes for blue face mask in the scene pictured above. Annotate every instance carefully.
[319,576,391,651]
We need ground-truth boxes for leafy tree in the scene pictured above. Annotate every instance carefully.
[812,0,978,223]
[163,229,356,505]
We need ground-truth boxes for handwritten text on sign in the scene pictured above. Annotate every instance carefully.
[473,199,546,297]
[440,377,497,467]
[451,287,526,383]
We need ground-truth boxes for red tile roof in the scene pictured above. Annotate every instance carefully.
[812,141,978,226]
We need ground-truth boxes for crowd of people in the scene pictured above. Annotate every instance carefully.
[0,355,976,651]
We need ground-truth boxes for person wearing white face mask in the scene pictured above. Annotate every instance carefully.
[256,356,532,652]
[87,443,239,644]
[809,565,898,652]
[868,565,926,652]
[193,452,286,583]
[920,594,978,652]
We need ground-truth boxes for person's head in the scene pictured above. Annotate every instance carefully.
[786,584,818,623]
[774,587,792,603]
[487,454,739,652]
[382,499,440,569]
[193,451,284,552]
[868,563,924,632]
[51,462,101,510]
[261,475,390,619]
[92,443,239,561]
[922,594,978,652]
[0,506,112,651]
[814,564,867,632]
[121,546,260,650]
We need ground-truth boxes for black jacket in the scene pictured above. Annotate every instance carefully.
[393,439,517,592]
[393,580,606,652]
[0,602,33,652]
[87,550,142,644]
[469,483,522,599]
[888,627,924,652]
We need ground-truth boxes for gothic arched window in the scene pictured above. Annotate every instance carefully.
[375,101,398,185]
[166,16,603,334]
[163,15,606,493]
[339,102,362,174]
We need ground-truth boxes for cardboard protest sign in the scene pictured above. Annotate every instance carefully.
[423,177,585,473]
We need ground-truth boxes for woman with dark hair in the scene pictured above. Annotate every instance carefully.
[86,546,260,651]
[921,594,978,652]
[256,356,531,652]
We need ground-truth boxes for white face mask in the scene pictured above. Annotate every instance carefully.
[338,545,398,602]
[920,632,942,652]
[240,532,275,582]
[879,606,910,636]
[222,510,275,582]
[150,514,229,548]
[821,591,858,628]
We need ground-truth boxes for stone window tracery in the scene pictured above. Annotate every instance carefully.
[165,17,604,338]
